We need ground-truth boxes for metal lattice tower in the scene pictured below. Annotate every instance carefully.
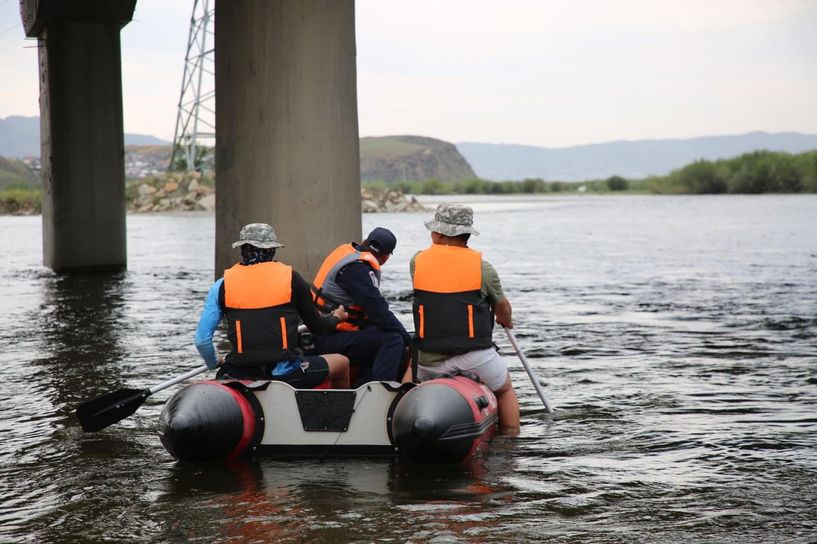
[169,0,215,172]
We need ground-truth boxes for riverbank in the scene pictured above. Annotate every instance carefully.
[129,172,426,213]
[0,187,40,215]
[0,173,427,215]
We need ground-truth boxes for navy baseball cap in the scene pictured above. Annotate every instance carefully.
[364,227,396,255]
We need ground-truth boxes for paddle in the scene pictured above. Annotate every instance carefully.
[77,365,210,432]
[504,328,554,414]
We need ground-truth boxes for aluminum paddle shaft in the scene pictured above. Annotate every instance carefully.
[77,365,210,432]
[505,328,554,414]
[149,365,210,394]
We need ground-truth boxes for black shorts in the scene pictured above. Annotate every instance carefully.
[271,355,329,388]
[217,355,329,388]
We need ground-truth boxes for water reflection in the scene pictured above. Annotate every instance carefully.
[0,271,137,543]
[157,454,520,543]
[36,273,131,413]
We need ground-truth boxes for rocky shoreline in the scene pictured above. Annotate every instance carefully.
[127,173,425,213]
[360,186,425,213]
[1,173,427,215]
[129,172,216,212]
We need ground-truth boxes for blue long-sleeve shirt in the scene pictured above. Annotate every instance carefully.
[194,269,339,370]
[194,278,224,369]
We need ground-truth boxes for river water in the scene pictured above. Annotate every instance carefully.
[1,194,816,543]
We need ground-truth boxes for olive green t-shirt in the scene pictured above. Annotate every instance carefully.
[409,249,504,366]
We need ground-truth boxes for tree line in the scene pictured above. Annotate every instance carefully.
[647,150,817,194]
[368,150,817,195]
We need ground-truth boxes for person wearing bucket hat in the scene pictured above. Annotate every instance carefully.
[194,223,351,388]
[423,203,481,237]
[310,227,411,385]
[409,204,520,429]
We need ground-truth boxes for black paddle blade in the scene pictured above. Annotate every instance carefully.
[76,388,151,432]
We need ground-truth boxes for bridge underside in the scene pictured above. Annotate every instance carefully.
[22,0,361,278]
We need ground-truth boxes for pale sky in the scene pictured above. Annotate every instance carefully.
[1,0,816,148]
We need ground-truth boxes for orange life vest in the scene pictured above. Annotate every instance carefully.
[311,243,381,331]
[412,244,494,353]
[221,261,300,365]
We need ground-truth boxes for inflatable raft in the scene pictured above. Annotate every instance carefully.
[159,374,498,464]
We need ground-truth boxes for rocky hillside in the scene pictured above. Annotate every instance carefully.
[3,125,477,185]
[360,135,476,182]
[0,157,38,190]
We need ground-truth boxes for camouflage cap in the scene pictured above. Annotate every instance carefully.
[424,203,480,236]
[232,223,285,249]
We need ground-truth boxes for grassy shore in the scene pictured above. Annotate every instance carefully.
[0,186,41,214]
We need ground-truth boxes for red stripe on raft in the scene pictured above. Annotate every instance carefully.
[437,376,498,460]
[219,385,256,460]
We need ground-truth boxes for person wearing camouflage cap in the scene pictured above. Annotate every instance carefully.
[194,222,351,388]
[423,203,480,237]
[310,227,411,385]
[231,222,286,249]
[408,204,520,429]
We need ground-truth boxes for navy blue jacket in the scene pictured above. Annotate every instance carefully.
[335,261,411,345]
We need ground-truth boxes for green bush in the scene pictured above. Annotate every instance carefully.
[793,151,817,192]
[647,150,817,194]
[606,175,629,191]
[0,187,42,214]
[521,178,547,193]
[677,160,728,194]
[420,179,445,194]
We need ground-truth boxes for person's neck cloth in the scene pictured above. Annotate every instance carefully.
[241,246,276,265]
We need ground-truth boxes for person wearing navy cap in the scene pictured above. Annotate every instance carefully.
[310,227,411,384]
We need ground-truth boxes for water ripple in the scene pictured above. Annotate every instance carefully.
[2,199,817,542]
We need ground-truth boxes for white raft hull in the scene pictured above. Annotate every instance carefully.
[160,375,498,464]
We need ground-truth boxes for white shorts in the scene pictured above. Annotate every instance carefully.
[417,348,509,391]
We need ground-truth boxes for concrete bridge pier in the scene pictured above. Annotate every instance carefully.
[20,0,136,272]
[215,0,362,280]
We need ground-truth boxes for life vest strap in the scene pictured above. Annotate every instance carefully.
[312,284,345,310]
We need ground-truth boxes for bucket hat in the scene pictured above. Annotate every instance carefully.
[232,223,285,249]
[424,203,480,236]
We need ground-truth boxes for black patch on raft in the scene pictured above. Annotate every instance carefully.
[295,390,356,432]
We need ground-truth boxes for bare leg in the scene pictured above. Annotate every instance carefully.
[494,373,520,430]
[323,354,350,389]
[400,359,414,383]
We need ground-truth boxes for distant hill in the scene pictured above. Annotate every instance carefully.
[457,132,817,181]
[360,135,476,182]
[0,157,38,190]
[10,115,814,185]
[0,116,40,158]
[0,116,170,157]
